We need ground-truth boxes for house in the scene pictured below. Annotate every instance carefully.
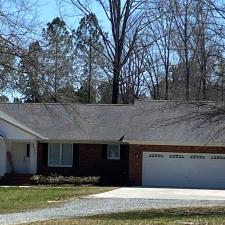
[1,100,225,188]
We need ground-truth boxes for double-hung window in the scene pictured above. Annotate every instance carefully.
[48,143,73,167]
[107,144,120,160]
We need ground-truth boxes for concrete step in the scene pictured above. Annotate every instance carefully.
[1,173,32,185]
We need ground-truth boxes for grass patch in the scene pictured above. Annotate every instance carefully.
[25,206,225,225]
[0,186,113,214]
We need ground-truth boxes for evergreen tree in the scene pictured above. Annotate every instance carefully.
[76,13,104,103]
[0,38,16,93]
[18,41,44,102]
[42,17,77,102]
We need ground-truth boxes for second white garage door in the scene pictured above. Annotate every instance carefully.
[142,152,225,188]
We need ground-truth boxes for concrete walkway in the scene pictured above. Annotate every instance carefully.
[90,187,225,200]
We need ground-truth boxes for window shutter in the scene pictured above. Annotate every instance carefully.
[26,144,30,157]
[73,144,79,167]
[120,144,129,159]
[42,143,48,166]
[102,144,108,159]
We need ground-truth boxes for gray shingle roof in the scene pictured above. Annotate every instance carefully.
[0,101,224,146]
[0,109,45,139]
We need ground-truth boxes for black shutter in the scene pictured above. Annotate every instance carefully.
[102,144,108,159]
[26,144,30,157]
[42,143,48,166]
[73,144,79,167]
[120,144,129,160]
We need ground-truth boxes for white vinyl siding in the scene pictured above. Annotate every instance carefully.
[107,144,120,160]
[48,143,73,167]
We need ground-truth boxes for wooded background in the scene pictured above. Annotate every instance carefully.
[1,0,225,104]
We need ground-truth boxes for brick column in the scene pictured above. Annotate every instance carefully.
[129,145,142,185]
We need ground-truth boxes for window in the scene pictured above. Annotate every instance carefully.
[169,155,184,159]
[107,144,120,160]
[190,155,205,160]
[149,154,164,158]
[48,143,73,167]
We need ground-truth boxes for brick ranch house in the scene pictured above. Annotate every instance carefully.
[0,100,225,188]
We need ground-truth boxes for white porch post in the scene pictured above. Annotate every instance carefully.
[5,140,12,174]
[0,139,6,176]
[29,141,37,174]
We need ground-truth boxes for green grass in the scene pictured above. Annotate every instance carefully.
[24,207,225,225]
[0,186,114,214]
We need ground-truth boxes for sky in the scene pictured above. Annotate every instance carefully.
[39,0,60,24]
[38,0,110,31]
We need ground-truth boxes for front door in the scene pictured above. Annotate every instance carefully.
[11,142,30,173]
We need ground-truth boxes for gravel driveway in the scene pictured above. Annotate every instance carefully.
[1,197,225,225]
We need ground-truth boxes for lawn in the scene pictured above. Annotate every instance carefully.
[0,186,113,214]
[24,207,225,225]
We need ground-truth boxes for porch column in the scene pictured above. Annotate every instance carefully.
[5,140,12,174]
[29,141,37,174]
[0,139,6,176]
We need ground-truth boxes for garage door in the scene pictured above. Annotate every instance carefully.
[142,152,225,188]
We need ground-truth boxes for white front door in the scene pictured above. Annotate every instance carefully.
[142,152,225,189]
[12,142,30,173]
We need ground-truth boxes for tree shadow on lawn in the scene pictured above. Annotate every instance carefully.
[90,207,225,221]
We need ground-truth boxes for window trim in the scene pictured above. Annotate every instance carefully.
[107,144,120,160]
[48,143,73,167]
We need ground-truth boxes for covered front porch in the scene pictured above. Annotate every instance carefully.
[0,140,38,178]
[5,140,37,175]
[0,113,45,178]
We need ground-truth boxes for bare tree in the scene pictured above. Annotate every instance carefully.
[171,0,197,101]
[120,41,146,103]
[0,0,39,98]
[62,0,148,103]
[146,0,175,100]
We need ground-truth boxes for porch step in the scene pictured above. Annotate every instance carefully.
[1,174,32,185]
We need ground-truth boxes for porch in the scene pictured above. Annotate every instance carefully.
[0,140,37,178]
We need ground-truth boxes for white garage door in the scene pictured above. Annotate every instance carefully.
[142,152,225,188]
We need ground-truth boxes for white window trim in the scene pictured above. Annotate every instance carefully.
[107,144,120,160]
[48,143,73,167]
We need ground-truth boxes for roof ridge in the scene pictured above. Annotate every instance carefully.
[0,100,223,106]
[0,102,133,106]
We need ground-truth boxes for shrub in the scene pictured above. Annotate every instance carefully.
[30,175,47,185]
[30,174,100,186]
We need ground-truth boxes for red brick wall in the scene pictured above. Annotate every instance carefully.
[129,145,225,185]
[37,143,129,184]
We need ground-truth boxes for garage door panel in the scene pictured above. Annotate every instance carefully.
[142,152,225,188]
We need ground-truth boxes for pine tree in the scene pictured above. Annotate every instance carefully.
[18,41,44,102]
[42,17,77,102]
[76,13,104,103]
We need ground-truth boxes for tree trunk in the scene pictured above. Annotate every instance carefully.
[88,42,92,103]
[165,64,169,100]
[112,62,120,104]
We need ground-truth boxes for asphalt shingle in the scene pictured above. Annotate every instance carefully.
[0,101,224,145]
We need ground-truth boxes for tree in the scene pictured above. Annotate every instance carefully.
[98,80,112,103]
[0,0,38,74]
[76,13,104,103]
[145,0,175,100]
[171,0,197,101]
[120,41,146,103]
[42,17,77,102]
[64,0,147,104]
[0,38,16,93]
[18,41,44,102]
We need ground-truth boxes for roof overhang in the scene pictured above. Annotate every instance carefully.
[124,139,225,147]
[0,111,47,140]
[40,139,128,144]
